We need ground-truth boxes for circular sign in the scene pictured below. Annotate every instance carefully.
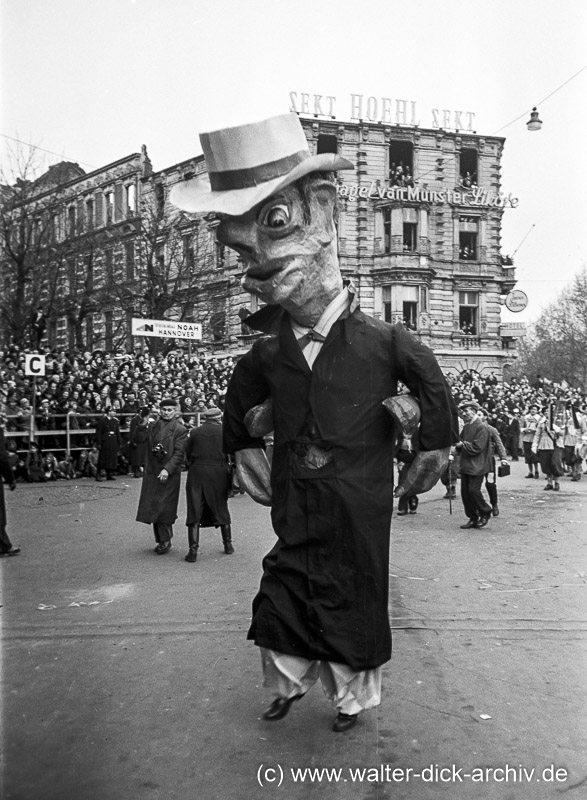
[505,290,528,313]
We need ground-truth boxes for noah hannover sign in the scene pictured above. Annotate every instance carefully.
[131,318,202,340]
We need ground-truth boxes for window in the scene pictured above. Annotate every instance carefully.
[125,241,135,281]
[389,140,414,186]
[154,183,165,216]
[403,301,417,331]
[216,241,225,269]
[383,208,392,252]
[105,249,114,284]
[459,216,478,260]
[183,234,194,269]
[381,284,421,329]
[317,133,338,154]
[85,198,94,230]
[210,310,225,342]
[403,209,418,251]
[105,192,114,224]
[459,148,478,188]
[459,291,478,335]
[382,285,392,323]
[68,206,76,237]
[126,184,137,214]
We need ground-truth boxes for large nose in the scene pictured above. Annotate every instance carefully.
[217,218,258,261]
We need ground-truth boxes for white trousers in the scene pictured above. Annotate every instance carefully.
[261,648,382,715]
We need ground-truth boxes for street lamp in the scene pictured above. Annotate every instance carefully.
[526,107,543,131]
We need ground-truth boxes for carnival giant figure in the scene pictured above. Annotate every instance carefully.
[171,113,458,732]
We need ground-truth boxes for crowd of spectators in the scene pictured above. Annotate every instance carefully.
[1,341,586,484]
[0,344,237,481]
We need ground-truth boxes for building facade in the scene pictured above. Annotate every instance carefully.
[1,115,523,375]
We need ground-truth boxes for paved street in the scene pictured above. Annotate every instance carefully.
[1,462,586,800]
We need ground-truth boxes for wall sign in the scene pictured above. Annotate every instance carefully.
[132,318,202,340]
[504,290,528,312]
[337,182,519,209]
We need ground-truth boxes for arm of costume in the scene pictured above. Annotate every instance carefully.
[222,347,272,506]
[162,424,188,475]
[392,324,459,495]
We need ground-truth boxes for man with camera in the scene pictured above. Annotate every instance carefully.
[136,398,187,554]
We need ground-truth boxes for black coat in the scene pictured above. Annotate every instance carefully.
[128,415,149,468]
[136,417,187,524]
[0,429,15,549]
[95,415,122,471]
[185,420,231,527]
[223,304,458,671]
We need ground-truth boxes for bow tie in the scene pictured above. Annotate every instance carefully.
[297,328,327,350]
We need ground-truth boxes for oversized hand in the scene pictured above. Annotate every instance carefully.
[395,447,450,497]
[236,448,272,506]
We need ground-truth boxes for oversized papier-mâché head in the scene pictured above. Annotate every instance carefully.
[170,113,353,312]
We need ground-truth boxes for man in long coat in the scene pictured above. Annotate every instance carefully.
[136,398,187,554]
[455,400,494,528]
[184,406,232,562]
[170,112,458,732]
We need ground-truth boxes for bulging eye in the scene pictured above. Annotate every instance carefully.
[260,204,290,229]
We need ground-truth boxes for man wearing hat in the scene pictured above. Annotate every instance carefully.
[171,112,457,732]
[136,398,187,554]
[454,401,493,528]
[184,406,233,562]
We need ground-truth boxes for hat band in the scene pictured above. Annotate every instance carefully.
[208,150,309,192]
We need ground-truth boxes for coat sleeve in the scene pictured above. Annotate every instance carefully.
[491,427,507,459]
[461,423,490,456]
[163,423,187,475]
[391,324,459,451]
[222,345,271,455]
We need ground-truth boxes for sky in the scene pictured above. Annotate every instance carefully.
[1,0,586,325]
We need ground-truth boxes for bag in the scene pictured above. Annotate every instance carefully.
[497,463,510,478]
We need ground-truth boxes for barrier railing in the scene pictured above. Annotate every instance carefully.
[3,411,204,457]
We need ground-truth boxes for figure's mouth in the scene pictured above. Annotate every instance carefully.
[243,259,288,282]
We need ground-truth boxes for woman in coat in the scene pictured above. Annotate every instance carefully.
[184,406,232,562]
[136,398,187,554]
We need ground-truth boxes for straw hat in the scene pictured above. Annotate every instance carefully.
[170,113,353,217]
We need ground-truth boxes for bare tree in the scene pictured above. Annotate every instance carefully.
[516,267,587,390]
[108,186,219,354]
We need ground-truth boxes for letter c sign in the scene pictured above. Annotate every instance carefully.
[25,354,46,376]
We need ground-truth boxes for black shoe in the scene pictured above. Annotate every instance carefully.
[544,484,553,490]
[525,473,534,479]
[397,510,408,516]
[0,546,21,557]
[460,519,477,529]
[475,516,489,528]
[154,541,172,555]
[106,475,116,481]
[492,505,499,517]
[262,694,304,721]
[185,546,198,563]
[332,712,357,733]
[408,496,419,513]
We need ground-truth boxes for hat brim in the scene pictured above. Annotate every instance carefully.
[170,153,354,216]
